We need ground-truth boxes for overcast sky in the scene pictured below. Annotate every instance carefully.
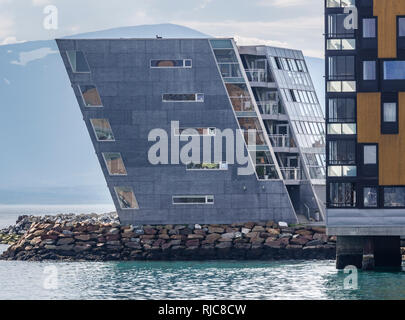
[0,0,324,57]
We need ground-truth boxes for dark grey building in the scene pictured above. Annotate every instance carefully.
[57,38,325,226]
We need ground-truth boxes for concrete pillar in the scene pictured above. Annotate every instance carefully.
[336,236,364,270]
[336,236,401,270]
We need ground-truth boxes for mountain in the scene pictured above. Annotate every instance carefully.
[0,24,324,205]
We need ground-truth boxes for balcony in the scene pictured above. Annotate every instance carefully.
[281,167,302,183]
[245,69,276,88]
[257,101,287,120]
[256,164,279,180]
[269,134,298,153]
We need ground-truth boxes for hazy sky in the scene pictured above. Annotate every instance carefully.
[0,0,324,57]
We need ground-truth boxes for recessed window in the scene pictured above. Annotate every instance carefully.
[103,153,127,176]
[174,128,216,136]
[79,85,103,107]
[90,119,115,141]
[114,187,139,210]
[363,145,377,165]
[328,98,356,122]
[363,18,376,38]
[364,187,378,208]
[327,13,355,37]
[328,56,355,80]
[384,187,405,208]
[329,140,356,165]
[399,18,405,37]
[329,182,356,208]
[150,59,192,68]
[172,195,214,205]
[363,61,376,80]
[162,93,204,102]
[66,51,90,73]
[383,103,397,122]
[186,162,228,170]
[384,61,405,80]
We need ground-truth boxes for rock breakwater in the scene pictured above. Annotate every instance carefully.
[1,217,336,261]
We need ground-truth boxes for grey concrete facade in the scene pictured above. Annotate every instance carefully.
[56,38,299,225]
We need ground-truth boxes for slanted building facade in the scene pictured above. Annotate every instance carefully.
[57,38,325,226]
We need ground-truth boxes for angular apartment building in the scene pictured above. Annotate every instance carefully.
[325,0,405,268]
[57,38,325,226]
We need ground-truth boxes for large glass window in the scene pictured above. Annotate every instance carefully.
[103,153,127,176]
[328,98,355,122]
[364,187,378,208]
[329,140,356,164]
[384,187,405,208]
[327,39,356,50]
[90,119,115,141]
[66,51,90,73]
[79,85,103,107]
[327,13,355,37]
[363,18,376,38]
[163,94,204,102]
[186,162,228,170]
[328,56,355,80]
[114,187,139,209]
[327,81,356,92]
[364,145,377,165]
[172,196,214,205]
[383,103,397,122]
[150,59,192,68]
[363,61,376,80]
[329,182,356,207]
[384,61,405,80]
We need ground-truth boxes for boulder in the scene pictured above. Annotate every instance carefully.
[208,227,224,234]
[278,221,288,228]
[74,234,91,241]
[57,238,75,245]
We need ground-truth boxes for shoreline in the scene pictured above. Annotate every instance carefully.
[0,214,336,262]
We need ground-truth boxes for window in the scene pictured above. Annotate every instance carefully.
[384,61,405,80]
[329,182,356,208]
[328,98,356,123]
[363,18,376,38]
[363,145,377,165]
[186,162,228,170]
[327,81,356,92]
[363,61,376,80]
[103,153,127,176]
[328,166,357,177]
[327,39,356,50]
[384,187,405,208]
[79,85,102,107]
[175,128,216,136]
[327,13,355,37]
[90,119,115,141]
[328,123,356,135]
[66,51,90,73]
[326,0,355,7]
[150,59,192,68]
[383,103,397,122]
[114,187,139,209]
[329,140,356,164]
[172,196,214,205]
[162,93,204,102]
[399,18,405,37]
[364,187,378,208]
[328,56,355,80]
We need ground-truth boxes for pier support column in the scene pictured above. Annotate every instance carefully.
[336,236,401,270]
[336,236,364,270]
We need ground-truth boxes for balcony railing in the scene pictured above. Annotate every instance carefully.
[230,96,255,112]
[241,130,267,146]
[256,164,279,180]
[257,101,283,116]
[245,69,268,83]
[269,134,296,148]
[280,167,302,180]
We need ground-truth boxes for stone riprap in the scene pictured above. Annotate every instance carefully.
[0,217,336,261]
[0,213,119,245]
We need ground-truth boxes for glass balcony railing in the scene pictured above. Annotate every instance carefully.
[257,101,283,115]
[256,164,279,180]
[269,134,296,148]
[230,96,255,112]
[245,69,268,83]
[280,167,302,180]
[241,130,267,146]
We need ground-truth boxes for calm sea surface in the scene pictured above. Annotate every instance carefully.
[1,205,405,300]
